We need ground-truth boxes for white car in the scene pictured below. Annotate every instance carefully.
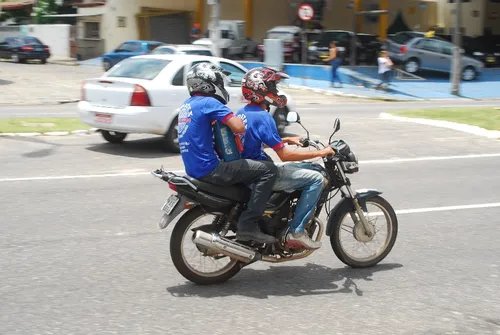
[78,54,296,152]
[151,44,214,56]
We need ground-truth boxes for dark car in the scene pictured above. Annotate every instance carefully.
[309,30,382,65]
[101,40,165,71]
[0,36,51,64]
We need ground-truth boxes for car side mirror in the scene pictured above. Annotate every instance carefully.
[286,111,300,123]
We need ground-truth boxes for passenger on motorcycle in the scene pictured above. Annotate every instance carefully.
[178,62,278,245]
[236,67,335,250]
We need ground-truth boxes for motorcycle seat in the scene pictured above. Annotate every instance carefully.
[183,176,251,203]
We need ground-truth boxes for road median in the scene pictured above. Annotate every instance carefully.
[0,118,96,137]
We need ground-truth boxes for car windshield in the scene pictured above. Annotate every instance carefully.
[22,37,42,44]
[106,58,171,80]
[183,50,212,56]
[266,32,294,41]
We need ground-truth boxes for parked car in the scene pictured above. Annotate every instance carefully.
[151,44,214,56]
[0,36,50,64]
[193,20,258,59]
[309,30,382,65]
[384,31,447,55]
[101,40,165,72]
[257,26,303,63]
[78,54,297,152]
[393,37,483,80]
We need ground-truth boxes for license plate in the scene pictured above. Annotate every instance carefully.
[161,195,180,215]
[487,57,495,63]
[320,53,328,58]
[94,112,112,124]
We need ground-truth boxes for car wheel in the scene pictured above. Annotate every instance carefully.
[404,58,420,73]
[40,59,47,64]
[11,53,20,63]
[163,118,180,153]
[103,59,111,72]
[101,130,127,144]
[273,107,288,136]
[462,66,476,81]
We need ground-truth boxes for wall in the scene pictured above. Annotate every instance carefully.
[0,26,21,41]
[102,0,197,52]
[485,0,500,34]
[442,0,485,36]
[26,24,71,58]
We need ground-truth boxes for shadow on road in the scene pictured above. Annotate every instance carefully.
[166,262,403,299]
[86,136,178,159]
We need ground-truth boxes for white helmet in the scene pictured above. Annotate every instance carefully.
[186,62,231,104]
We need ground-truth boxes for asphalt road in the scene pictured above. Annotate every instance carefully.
[1,97,499,119]
[1,105,500,334]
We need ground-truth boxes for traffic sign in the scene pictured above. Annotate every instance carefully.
[297,3,314,21]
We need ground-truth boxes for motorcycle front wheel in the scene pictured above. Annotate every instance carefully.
[329,195,398,268]
[169,206,243,285]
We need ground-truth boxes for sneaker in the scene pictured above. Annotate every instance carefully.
[286,232,322,250]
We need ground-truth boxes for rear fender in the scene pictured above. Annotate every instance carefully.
[325,188,382,236]
[158,194,197,230]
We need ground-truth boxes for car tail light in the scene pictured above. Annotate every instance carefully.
[81,81,86,101]
[400,45,407,54]
[21,46,33,51]
[130,84,151,106]
[168,182,177,191]
[44,47,50,51]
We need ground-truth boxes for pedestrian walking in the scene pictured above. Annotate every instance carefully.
[322,41,343,88]
[376,50,393,90]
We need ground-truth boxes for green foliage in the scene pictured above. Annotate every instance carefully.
[33,0,59,24]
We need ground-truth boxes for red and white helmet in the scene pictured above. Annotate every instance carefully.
[241,67,290,108]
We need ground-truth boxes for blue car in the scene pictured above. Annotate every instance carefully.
[102,40,165,71]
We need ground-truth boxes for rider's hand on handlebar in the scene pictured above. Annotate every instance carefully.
[321,146,335,158]
[284,136,303,147]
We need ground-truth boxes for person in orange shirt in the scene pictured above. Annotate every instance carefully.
[191,23,202,42]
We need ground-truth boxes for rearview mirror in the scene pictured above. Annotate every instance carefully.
[286,111,300,123]
[329,118,341,144]
[333,118,340,133]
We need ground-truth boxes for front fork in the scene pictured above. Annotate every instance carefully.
[336,162,375,237]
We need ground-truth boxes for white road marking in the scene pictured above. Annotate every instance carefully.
[368,202,500,216]
[360,153,500,164]
[1,152,499,183]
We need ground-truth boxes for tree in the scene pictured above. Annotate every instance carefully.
[33,0,59,24]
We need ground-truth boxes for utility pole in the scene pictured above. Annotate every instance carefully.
[208,0,220,57]
[451,0,462,96]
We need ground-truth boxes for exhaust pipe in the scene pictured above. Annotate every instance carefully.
[192,230,258,263]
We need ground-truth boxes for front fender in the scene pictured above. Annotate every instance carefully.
[325,188,382,236]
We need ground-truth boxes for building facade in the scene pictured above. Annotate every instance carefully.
[70,0,499,55]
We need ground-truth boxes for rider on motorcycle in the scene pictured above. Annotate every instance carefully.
[236,67,335,250]
[178,62,278,245]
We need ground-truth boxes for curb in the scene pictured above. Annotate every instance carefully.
[0,99,80,107]
[379,112,500,139]
[0,128,99,137]
[287,84,414,102]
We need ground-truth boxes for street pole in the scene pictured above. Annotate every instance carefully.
[350,10,357,66]
[209,0,220,57]
[451,0,462,95]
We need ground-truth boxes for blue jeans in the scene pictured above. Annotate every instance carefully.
[330,59,342,84]
[272,162,326,233]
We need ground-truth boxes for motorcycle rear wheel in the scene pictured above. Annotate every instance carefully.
[329,195,398,268]
[169,206,243,285]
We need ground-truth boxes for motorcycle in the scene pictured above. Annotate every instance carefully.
[152,112,398,285]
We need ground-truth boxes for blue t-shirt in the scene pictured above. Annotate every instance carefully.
[236,104,284,160]
[178,95,235,178]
